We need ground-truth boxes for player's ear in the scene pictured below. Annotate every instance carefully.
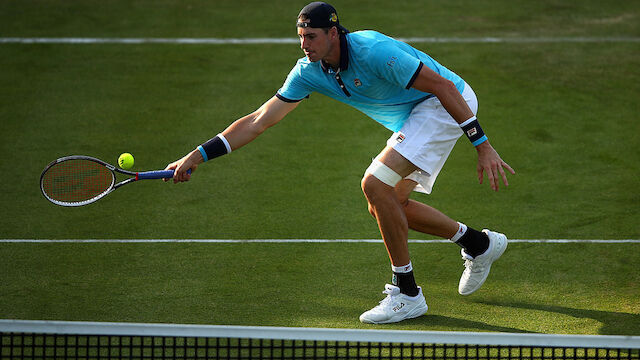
[329,26,339,39]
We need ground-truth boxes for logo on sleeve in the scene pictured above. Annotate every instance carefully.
[387,56,398,67]
[354,78,362,87]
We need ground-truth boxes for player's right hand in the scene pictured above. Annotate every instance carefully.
[164,149,202,183]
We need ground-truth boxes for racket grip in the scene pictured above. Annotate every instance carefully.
[137,168,191,180]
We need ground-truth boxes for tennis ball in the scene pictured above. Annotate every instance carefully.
[118,153,134,169]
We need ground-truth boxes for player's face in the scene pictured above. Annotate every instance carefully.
[298,27,331,62]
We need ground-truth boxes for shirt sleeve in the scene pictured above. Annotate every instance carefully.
[276,62,312,102]
[367,41,422,90]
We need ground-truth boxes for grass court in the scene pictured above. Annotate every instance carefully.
[0,0,638,335]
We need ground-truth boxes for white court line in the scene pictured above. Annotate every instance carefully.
[1,239,639,243]
[1,37,639,45]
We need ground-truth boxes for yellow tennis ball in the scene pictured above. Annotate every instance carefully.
[118,153,134,169]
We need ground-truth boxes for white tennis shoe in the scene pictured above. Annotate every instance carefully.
[458,229,508,296]
[359,284,428,324]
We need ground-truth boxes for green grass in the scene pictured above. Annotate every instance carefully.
[1,41,638,239]
[1,242,638,335]
[0,0,638,336]
[0,0,637,38]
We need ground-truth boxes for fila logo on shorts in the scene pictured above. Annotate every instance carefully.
[396,132,406,143]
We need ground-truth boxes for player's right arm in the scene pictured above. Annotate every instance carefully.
[166,96,300,183]
[221,95,300,150]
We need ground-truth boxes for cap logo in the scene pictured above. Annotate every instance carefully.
[329,13,338,22]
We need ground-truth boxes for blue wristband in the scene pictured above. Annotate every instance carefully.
[199,134,231,162]
[197,145,208,162]
[472,135,488,147]
[460,116,487,146]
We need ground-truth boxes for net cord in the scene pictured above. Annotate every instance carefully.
[1,320,639,349]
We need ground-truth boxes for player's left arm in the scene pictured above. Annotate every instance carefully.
[411,65,515,191]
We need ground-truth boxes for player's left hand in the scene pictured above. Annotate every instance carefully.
[475,141,515,191]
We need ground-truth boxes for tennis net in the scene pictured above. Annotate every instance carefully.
[1,320,639,360]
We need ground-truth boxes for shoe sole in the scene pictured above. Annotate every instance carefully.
[458,230,508,296]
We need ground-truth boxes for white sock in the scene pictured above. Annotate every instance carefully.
[450,222,468,243]
[391,261,413,273]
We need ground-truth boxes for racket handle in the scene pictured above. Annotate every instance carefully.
[137,168,191,180]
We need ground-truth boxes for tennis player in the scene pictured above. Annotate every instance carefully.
[166,2,515,324]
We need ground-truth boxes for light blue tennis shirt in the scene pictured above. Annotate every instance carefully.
[276,30,465,132]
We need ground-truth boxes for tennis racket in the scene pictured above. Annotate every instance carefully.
[40,155,189,207]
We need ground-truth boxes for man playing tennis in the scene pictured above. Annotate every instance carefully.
[166,2,515,324]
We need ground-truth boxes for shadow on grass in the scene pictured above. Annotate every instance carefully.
[399,314,532,333]
[475,300,640,335]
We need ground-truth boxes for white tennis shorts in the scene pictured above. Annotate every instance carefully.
[387,82,478,194]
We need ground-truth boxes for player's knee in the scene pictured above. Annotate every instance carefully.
[362,159,402,197]
[361,175,384,218]
[362,174,400,213]
[361,174,373,200]
[361,173,385,200]
[362,174,409,218]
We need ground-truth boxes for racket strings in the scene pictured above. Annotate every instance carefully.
[41,159,114,204]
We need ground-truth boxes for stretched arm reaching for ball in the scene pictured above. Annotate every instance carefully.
[164,96,300,183]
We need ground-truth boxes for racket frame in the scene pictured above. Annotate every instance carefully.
[40,155,175,207]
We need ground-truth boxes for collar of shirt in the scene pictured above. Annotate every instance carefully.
[321,33,349,73]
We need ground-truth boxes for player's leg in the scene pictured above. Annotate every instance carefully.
[395,173,507,295]
[394,179,492,258]
[361,148,417,269]
[359,147,428,324]
[394,179,458,239]
[384,82,507,296]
